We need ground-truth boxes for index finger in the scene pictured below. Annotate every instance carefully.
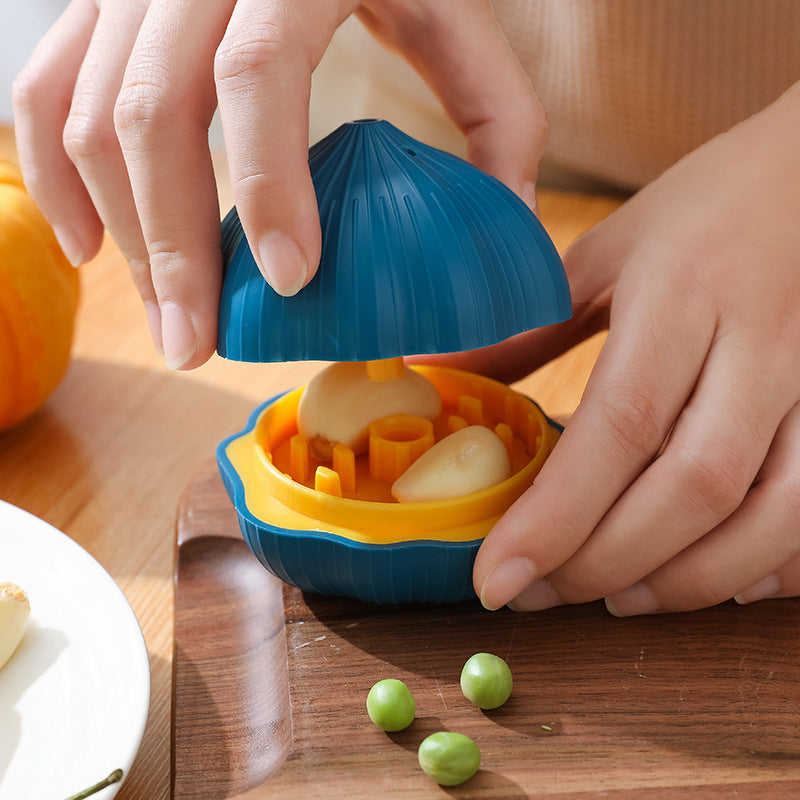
[214,0,358,296]
[474,269,716,610]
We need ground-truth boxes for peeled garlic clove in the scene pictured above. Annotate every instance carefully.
[0,582,31,670]
[297,361,442,459]
[392,425,512,502]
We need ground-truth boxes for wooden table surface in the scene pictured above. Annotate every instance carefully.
[6,127,797,799]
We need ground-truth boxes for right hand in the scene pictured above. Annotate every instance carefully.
[13,0,547,370]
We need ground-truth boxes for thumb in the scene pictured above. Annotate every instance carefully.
[409,223,616,382]
[408,301,607,384]
[361,0,547,211]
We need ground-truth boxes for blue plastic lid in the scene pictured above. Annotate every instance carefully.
[218,120,571,362]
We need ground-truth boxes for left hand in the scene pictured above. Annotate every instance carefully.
[430,82,800,615]
[12,0,545,370]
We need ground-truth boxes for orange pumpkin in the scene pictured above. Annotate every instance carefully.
[0,160,80,431]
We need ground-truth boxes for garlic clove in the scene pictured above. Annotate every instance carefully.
[392,426,512,503]
[297,361,442,460]
[0,582,31,670]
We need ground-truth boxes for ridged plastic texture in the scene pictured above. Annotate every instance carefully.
[218,119,571,362]
[216,393,561,605]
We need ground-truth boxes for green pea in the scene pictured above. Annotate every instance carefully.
[417,731,481,786]
[366,678,415,731]
[460,652,513,710]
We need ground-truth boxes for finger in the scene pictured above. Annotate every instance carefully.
[736,552,800,604]
[525,329,795,609]
[12,0,102,265]
[64,0,157,344]
[360,0,547,209]
[116,0,239,369]
[606,401,800,615]
[735,403,800,602]
[408,301,607,384]
[474,267,716,610]
[408,226,619,382]
[215,0,358,296]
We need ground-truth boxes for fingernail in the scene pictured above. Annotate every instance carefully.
[479,557,537,611]
[52,223,85,267]
[161,302,197,370]
[605,582,660,617]
[734,573,781,605]
[257,231,308,296]
[522,181,538,215]
[145,301,163,354]
[507,578,562,612]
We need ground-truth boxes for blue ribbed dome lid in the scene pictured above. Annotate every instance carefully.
[218,120,571,362]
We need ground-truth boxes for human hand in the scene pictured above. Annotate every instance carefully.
[440,83,800,615]
[13,0,546,370]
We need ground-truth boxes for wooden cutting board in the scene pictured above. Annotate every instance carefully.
[173,465,800,799]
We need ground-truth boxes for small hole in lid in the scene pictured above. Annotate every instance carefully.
[405,148,417,157]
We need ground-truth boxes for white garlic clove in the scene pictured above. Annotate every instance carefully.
[0,582,31,670]
[297,361,442,459]
[392,426,512,503]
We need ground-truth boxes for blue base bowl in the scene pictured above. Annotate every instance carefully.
[217,387,561,606]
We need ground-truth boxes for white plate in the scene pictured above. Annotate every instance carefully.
[0,500,150,800]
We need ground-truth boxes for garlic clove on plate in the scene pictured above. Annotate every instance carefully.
[0,582,30,670]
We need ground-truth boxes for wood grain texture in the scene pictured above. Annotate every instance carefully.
[174,467,800,799]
